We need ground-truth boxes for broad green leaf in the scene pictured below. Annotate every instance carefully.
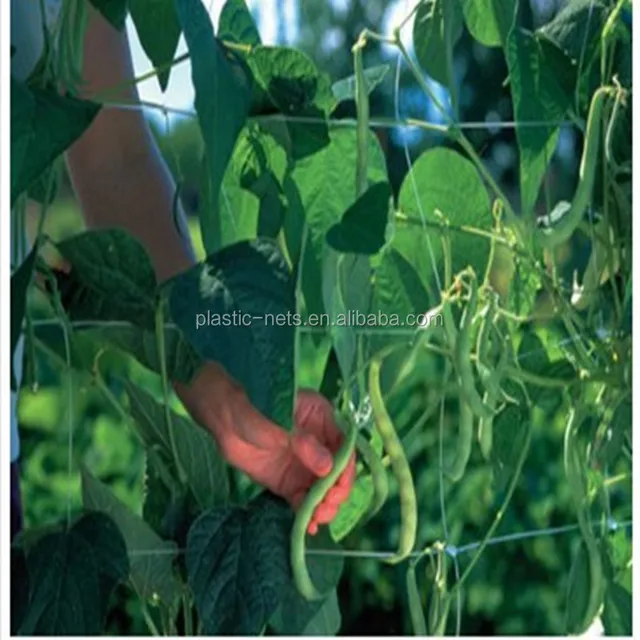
[329,475,374,542]
[124,381,229,509]
[292,128,387,322]
[461,0,516,47]
[19,512,129,635]
[54,229,158,329]
[11,243,38,390]
[88,0,128,30]
[186,492,293,635]
[322,251,373,382]
[83,321,201,383]
[397,147,492,291]
[169,239,296,428]
[491,403,529,494]
[11,79,100,206]
[249,45,336,115]
[247,46,335,159]
[270,530,344,635]
[331,64,390,104]
[505,28,574,216]
[130,0,181,90]
[326,182,392,255]
[176,0,252,253]
[218,0,261,46]
[506,252,542,319]
[537,0,607,64]
[602,583,632,636]
[413,0,463,86]
[81,469,180,605]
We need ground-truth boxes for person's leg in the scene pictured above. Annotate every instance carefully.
[11,462,23,543]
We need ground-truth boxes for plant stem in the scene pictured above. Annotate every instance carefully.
[155,301,187,484]
[182,593,193,637]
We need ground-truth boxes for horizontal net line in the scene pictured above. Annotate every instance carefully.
[100,99,576,130]
[124,519,632,559]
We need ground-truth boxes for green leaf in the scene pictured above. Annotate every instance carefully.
[186,492,293,635]
[19,512,129,635]
[88,0,129,30]
[413,0,463,86]
[54,229,158,329]
[396,147,492,291]
[124,381,229,509]
[331,64,389,104]
[602,582,632,636]
[322,252,373,381]
[506,252,542,319]
[176,0,252,254]
[82,320,201,383]
[461,0,516,47]
[218,0,261,46]
[491,403,528,493]
[81,469,180,606]
[169,239,296,428]
[130,0,181,91]
[11,79,100,206]
[329,475,374,542]
[505,28,574,216]
[249,45,336,115]
[327,182,391,255]
[11,243,38,390]
[597,398,631,467]
[292,129,387,322]
[270,530,344,635]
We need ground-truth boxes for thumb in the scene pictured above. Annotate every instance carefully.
[291,432,334,478]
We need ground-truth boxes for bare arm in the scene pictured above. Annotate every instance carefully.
[66,8,193,282]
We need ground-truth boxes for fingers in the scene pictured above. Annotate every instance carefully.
[294,390,344,452]
[291,432,334,478]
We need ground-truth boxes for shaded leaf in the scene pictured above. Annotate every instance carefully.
[88,0,128,30]
[270,530,344,635]
[11,79,100,206]
[169,239,296,428]
[326,182,391,255]
[602,582,632,636]
[176,0,252,253]
[124,381,229,509]
[130,0,182,90]
[81,469,180,606]
[491,403,528,493]
[329,475,374,542]
[19,512,129,635]
[413,0,463,85]
[186,492,293,635]
[11,243,38,390]
[54,229,158,329]
[461,0,516,47]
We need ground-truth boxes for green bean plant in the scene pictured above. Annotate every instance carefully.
[10,0,632,635]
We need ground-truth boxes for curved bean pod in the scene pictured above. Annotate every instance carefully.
[291,411,358,601]
[356,434,389,519]
[369,357,417,564]
[446,398,474,482]
[406,562,427,636]
[537,87,610,249]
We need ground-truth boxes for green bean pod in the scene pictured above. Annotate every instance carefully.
[356,434,389,519]
[537,87,610,249]
[446,398,473,483]
[406,563,427,636]
[369,357,417,564]
[428,547,450,637]
[291,411,358,601]
[563,409,605,633]
[443,284,495,421]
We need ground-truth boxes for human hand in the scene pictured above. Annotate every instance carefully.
[174,362,356,534]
